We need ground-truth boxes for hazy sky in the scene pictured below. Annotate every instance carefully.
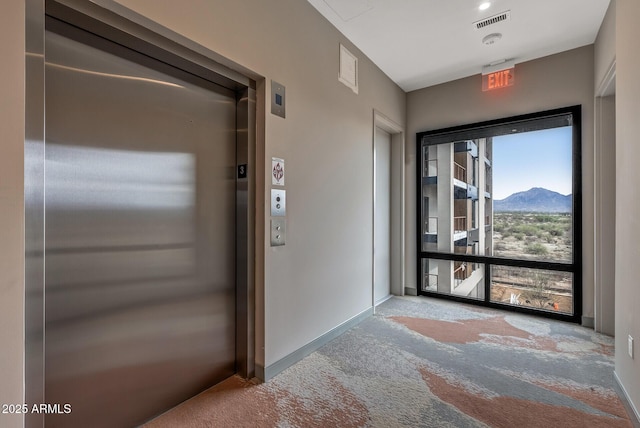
[492,126,573,200]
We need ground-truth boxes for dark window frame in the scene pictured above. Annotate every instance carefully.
[416,105,582,323]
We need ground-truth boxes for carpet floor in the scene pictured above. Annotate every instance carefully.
[145,296,633,428]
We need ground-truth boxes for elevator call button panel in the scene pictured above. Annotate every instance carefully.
[271,189,286,216]
[271,219,286,246]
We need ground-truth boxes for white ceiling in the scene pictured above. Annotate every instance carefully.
[307,0,611,92]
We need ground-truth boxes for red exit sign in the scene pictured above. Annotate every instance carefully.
[482,67,514,91]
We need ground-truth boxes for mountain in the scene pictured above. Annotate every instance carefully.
[494,187,572,213]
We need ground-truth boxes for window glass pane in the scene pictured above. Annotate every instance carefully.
[422,259,485,300]
[421,140,489,255]
[491,127,573,263]
[490,266,573,315]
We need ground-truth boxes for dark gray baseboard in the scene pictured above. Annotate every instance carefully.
[581,316,595,328]
[404,287,418,296]
[257,307,373,382]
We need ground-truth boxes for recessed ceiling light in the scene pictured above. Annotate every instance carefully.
[479,2,491,11]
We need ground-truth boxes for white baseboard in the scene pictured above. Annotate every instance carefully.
[614,370,640,428]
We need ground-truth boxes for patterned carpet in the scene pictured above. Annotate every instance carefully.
[146,296,633,427]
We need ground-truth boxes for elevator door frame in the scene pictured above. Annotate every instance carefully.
[25,0,257,425]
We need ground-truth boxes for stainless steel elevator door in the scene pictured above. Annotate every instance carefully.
[44,29,237,427]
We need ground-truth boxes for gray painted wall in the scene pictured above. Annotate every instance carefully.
[406,46,596,320]
[615,0,640,419]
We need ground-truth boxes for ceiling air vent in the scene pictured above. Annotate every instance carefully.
[474,10,511,30]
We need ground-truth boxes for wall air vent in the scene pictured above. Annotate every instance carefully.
[474,10,511,30]
[338,44,359,94]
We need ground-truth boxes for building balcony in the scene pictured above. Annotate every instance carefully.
[454,161,466,182]
[423,233,437,243]
[423,216,438,243]
[454,140,478,158]
[453,216,466,232]
[454,262,468,281]
[422,159,438,183]
[453,267,484,296]
[453,234,468,245]
[468,227,481,243]
[422,176,437,185]
[454,181,478,200]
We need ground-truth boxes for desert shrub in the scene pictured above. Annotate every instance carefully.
[512,224,538,236]
[526,243,549,255]
[549,227,564,237]
[501,231,512,238]
[523,272,552,308]
[515,233,525,241]
[535,214,557,223]
[494,242,507,251]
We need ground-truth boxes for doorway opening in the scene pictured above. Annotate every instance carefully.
[373,111,404,307]
[594,63,616,335]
